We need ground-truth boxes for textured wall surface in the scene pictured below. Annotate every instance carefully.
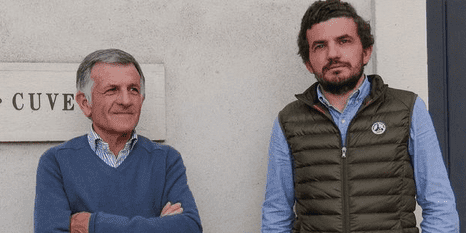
[0,0,426,232]
[374,0,428,102]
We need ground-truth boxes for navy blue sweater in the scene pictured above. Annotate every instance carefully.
[34,135,202,233]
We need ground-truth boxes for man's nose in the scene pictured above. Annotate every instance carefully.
[327,42,341,59]
[117,90,131,106]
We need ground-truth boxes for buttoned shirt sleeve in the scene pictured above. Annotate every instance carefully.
[261,118,295,232]
[408,97,460,232]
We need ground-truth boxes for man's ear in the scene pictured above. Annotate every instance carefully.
[75,91,92,118]
[304,61,315,74]
[363,46,373,65]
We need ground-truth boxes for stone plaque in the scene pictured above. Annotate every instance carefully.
[0,63,165,142]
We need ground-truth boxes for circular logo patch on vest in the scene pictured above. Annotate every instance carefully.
[371,122,386,135]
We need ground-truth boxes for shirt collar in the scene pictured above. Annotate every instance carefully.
[87,125,138,152]
[317,75,371,111]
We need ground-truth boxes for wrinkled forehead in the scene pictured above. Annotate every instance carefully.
[90,62,141,86]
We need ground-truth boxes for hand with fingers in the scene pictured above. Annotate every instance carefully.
[160,202,183,217]
[70,212,91,233]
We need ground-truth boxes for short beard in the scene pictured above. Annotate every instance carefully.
[316,65,364,95]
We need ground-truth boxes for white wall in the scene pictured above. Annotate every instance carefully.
[374,0,428,102]
[0,0,426,232]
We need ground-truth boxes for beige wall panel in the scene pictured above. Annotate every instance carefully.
[0,63,165,141]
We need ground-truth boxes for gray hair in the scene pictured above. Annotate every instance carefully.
[76,48,146,104]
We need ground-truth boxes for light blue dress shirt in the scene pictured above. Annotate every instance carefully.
[87,126,138,168]
[261,77,460,232]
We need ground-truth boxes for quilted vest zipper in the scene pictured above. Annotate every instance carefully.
[312,104,350,232]
[341,146,350,233]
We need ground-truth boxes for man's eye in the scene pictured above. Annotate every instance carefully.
[105,88,117,94]
[131,88,140,93]
[314,44,325,50]
[340,39,350,44]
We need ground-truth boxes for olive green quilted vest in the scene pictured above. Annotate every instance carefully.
[279,75,419,233]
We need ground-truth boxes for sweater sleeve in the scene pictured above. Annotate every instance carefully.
[34,147,73,233]
[89,146,202,233]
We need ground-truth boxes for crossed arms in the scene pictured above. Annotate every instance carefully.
[34,141,202,233]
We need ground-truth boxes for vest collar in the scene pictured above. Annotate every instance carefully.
[295,75,388,111]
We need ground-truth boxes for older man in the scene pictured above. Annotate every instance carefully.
[261,1,459,232]
[34,49,202,233]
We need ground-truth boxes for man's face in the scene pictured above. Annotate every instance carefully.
[305,17,372,94]
[87,62,144,136]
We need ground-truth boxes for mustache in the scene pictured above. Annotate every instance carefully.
[323,59,351,72]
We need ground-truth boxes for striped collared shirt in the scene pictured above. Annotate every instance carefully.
[87,126,138,168]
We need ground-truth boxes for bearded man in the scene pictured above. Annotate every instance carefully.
[261,1,459,232]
